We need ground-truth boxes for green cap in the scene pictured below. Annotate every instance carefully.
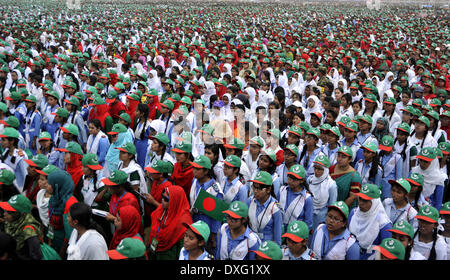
[198,124,214,135]
[253,241,282,260]
[306,127,321,139]
[81,153,103,170]
[379,135,394,151]
[417,116,430,128]
[224,155,242,168]
[107,238,146,260]
[160,99,174,110]
[357,184,381,200]
[383,97,397,105]
[388,178,411,194]
[224,138,245,150]
[345,121,358,132]
[329,126,341,138]
[191,155,212,169]
[24,95,37,103]
[250,170,273,186]
[388,220,415,240]
[282,220,309,242]
[406,172,424,187]
[118,113,131,124]
[249,136,265,147]
[145,160,172,174]
[150,132,169,146]
[116,142,136,155]
[260,148,276,163]
[52,107,69,118]
[396,122,411,134]
[64,96,80,107]
[374,238,405,260]
[0,127,19,138]
[101,170,129,186]
[313,154,330,168]
[284,144,299,157]
[223,200,248,219]
[287,164,306,180]
[171,140,192,154]
[1,116,20,128]
[438,141,450,155]
[360,114,373,125]
[0,169,16,185]
[299,121,311,132]
[328,201,349,219]
[425,110,439,121]
[0,194,32,213]
[416,205,439,224]
[288,125,302,137]
[36,164,59,176]
[57,141,83,155]
[266,128,281,140]
[416,147,437,162]
[338,146,353,158]
[440,202,450,215]
[60,123,79,136]
[108,123,128,135]
[362,141,379,153]
[25,154,49,169]
[184,220,210,242]
[364,93,377,103]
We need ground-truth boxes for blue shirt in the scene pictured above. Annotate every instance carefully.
[215,226,260,260]
[276,188,314,231]
[246,195,283,246]
[310,226,361,260]
[223,176,249,203]
[179,248,212,260]
[192,178,223,234]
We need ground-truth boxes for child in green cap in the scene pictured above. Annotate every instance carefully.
[393,122,417,178]
[387,220,426,260]
[180,221,214,260]
[215,200,260,260]
[383,178,418,229]
[438,202,450,259]
[281,220,318,260]
[412,205,447,260]
[379,135,403,200]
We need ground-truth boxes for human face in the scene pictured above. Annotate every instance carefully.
[252,183,270,202]
[88,123,100,136]
[258,155,272,171]
[363,149,375,162]
[225,214,244,231]
[286,237,306,255]
[185,227,205,253]
[337,153,352,169]
[287,175,302,190]
[305,134,317,148]
[325,209,346,232]
[284,150,296,165]
[390,184,407,205]
[418,158,432,170]
[307,99,315,109]
[249,144,261,157]
[358,197,372,212]
[193,167,207,180]
[223,164,235,178]
[292,115,301,126]
[63,152,71,164]
[391,232,410,249]
[175,152,188,164]
[418,219,436,236]
[414,121,426,134]
[344,128,356,140]
[313,164,325,178]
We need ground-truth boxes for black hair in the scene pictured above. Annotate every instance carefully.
[209,95,218,110]
[69,202,107,240]
[342,93,352,107]
[204,143,220,167]
[329,100,340,110]
[89,118,102,129]
[412,227,438,260]
[136,103,149,140]
[259,154,277,175]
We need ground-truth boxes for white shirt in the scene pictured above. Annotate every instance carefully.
[67,229,109,260]
[36,189,50,227]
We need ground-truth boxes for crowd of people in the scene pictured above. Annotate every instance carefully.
[0,1,449,261]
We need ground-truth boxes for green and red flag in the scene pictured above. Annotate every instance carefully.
[194,189,229,222]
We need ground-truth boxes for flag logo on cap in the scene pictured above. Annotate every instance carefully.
[260,241,269,251]
[382,138,390,145]
[385,239,396,250]
[422,149,430,156]
[290,222,300,233]
[411,173,419,180]
[337,201,344,207]
[117,241,125,251]
[231,202,240,212]
[362,185,369,193]
[396,220,406,229]
[9,195,18,204]
[293,166,301,172]
[316,155,325,161]
[422,206,432,215]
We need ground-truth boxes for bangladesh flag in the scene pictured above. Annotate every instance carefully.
[194,189,229,222]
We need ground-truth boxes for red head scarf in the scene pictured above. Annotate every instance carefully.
[109,205,143,249]
[148,185,192,252]
[66,152,84,191]
[147,95,160,120]
[126,97,140,128]
[108,99,127,120]
[89,103,111,129]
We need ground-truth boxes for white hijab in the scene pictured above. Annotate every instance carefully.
[188,56,198,71]
[411,158,446,198]
[304,95,321,123]
[349,198,391,250]
[147,69,162,92]
[308,166,333,211]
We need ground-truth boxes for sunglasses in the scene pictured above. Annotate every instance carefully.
[162,195,169,202]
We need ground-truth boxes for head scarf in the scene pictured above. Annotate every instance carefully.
[155,55,165,71]
[188,56,198,71]
[66,151,84,190]
[5,212,41,252]
[371,117,390,142]
[90,103,111,130]
[308,164,334,212]
[109,205,143,249]
[304,95,321,123]
[349,198,390,250]
[147,69,162,92]
[105,132,134,174]
[149,185,192,252]
[411,158,446,198]
[48,170,75,218]
[126,97,140,128]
